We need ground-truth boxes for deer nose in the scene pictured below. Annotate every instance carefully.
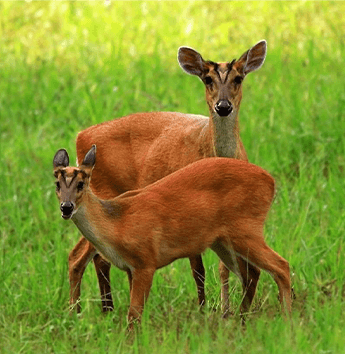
[60,202,74,219]
[215,100,233,117]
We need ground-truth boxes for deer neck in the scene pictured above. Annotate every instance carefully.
[71,191,131,271]
[71,192,103,243]
[71,191,120,249]
[209,111,240,158]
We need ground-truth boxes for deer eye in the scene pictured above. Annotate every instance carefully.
[55,182,61,191]
[234,76,243,85]
[204,76,213,85]
[77,181,84,191]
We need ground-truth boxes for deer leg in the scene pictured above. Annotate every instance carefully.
[126,269,133,293]
[219,261,230,316]
[68,236,97,313]
[219,255,261,319]
[128,268,155,330]
[214,245,244,317]
[189,255,206,307]
[231,237,292,316]
[93,253,113,312]
[236,257,261,323]
[213,241,262,319]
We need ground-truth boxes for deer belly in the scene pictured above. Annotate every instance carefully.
[98,245,131,271]
[88,237,132,271]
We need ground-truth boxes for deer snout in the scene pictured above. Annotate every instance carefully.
[60,202,75,219]
[215,100,233,117]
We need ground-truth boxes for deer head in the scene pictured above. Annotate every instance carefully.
[53,145,96,219]
[178,40,267,119]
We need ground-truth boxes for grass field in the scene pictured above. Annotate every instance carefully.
[1,1,345,353]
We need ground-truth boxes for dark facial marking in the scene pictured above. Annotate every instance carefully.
[205,59,237,83]
[224,59,236,83]
[209,61,221,81]
[62,170,77,187]
[55,168,88,188]
[227,59,236,72]
[206,60,218,71]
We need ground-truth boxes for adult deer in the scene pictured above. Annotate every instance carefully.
[69,40,267,316]
[54,146,291,329]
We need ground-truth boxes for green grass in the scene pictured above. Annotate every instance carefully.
[1,1,345,353]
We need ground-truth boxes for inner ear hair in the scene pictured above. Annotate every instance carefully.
[178,47,208,77]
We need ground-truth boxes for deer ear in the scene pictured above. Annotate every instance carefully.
[81,145,96,169]
[53,149,69,168]
[178,46,207,77]
[235,40,267,75]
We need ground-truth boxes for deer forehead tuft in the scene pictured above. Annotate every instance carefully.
[206,59,237,83]
[63,167,79,176]
[63,167,88,178]
[55,167,88,184]
[217,62,229,73]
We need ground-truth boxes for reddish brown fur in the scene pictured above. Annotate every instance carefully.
[68,41,267,315]
[54,152,291,329]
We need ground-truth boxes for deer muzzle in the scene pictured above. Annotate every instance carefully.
[214,100,233,117]
[60,201,75,219]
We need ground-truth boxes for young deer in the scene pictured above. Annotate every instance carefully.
[54,145,291,328]
[69,40,267,316]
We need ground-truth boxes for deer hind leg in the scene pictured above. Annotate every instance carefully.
[218,261,230,316]
[68,236,97,313]
[236,257,261,320]
[212,242,247,317]
[189,255,206,307]
[93,253,113,312]
[219,257,260,319]
[126,269,133,293]
[128,268,155,330]
[231,236,292,316]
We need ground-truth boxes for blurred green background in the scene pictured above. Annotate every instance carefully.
[1,1,344,353]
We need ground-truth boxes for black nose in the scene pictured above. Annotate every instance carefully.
[215,100,233,117]
[60,202,74,218]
